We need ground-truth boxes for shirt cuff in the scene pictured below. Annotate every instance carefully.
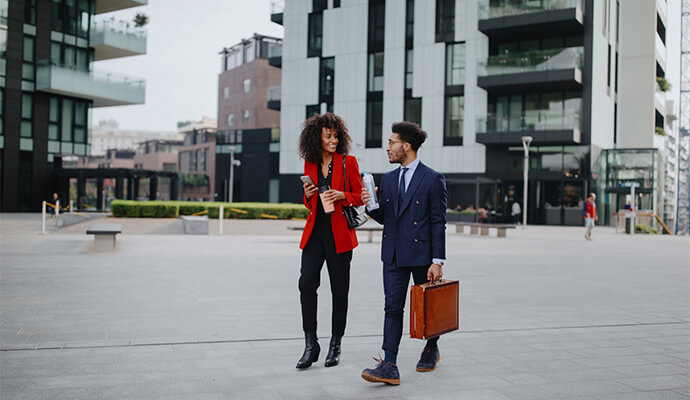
[432,258,445,266]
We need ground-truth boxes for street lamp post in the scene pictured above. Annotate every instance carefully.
[228,146,241,202]
[521,136,533,227]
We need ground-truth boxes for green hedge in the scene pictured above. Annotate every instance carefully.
[110,200,308,220]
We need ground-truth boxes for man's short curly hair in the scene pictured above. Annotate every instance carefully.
[392,121,427,151]
[298,113,352,164]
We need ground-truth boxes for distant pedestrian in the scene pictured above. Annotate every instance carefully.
[584,193,598,240]
[48,193,60,217]
[511,201,521,224]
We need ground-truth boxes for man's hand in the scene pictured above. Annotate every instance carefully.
[427,263,443,283]
[303,182,317,199]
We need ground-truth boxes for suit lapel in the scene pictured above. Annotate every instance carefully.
[397,163,427,217]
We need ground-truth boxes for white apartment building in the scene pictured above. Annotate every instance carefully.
[273,0,684,229]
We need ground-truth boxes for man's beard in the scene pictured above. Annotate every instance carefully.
[388,148,405,164]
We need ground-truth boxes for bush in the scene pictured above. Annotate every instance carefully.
[110,200,307,220]
[635,224,660,234]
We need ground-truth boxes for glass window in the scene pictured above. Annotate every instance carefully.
[49,97,60,122]
[65,0,77,35]
[406,0,414,44]
[444,96,463,145]
[22,63,34,81]
[366,100,383,148]
[541,92,563,130]
[0,29,7,59]
[542,37,564,50]
[223,86,229,99]
[227,114,234,126]
[564,91,582,130]
[405,97,422,126]
[446,43,465,86]
[243,79,251,93]
[77,0,89,38]
[405,49,413,89]
[368,1,385,49]
[51,41,62,63]
[23,36,34,62]
[64,46,75,67]
[24,0,36,25]
[52,0,64,32]
[435,0,455,41]
[368,52,384,92]
[62,98,73,141]
[509,95,522,131]
[306,104,320,119]
[313,0,327,12]
[21,121,32,138]
[21,93,32,119]
[243,110,250,123]
[320,57,335,102]
[308,13,323,57]
[76,48,88,71]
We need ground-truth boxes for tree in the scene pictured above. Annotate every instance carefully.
[134,13,149,28]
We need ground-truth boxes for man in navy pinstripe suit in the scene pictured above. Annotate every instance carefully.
[360,121,447,386]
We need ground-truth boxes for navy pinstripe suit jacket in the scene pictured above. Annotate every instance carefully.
[368,162,447,267]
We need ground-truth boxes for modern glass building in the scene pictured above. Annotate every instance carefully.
[272,0,684,229]
[0,0,147,211]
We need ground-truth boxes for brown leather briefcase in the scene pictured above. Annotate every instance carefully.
[410,279,459,340]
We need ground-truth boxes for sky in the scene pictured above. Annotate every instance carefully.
[92,0,284,132]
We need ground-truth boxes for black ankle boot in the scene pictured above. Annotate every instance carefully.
[296,332,320,369]
[324,336,341,367]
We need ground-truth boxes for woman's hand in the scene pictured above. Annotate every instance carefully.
[303,182,317,199]
[322,190,345,203]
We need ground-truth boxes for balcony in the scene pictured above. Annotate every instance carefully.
[476,110,582,145]
[90,20,147,61]
[478,0,583,41]
[268,42,282,68]
[95,0,147,15]
[267,85,281,111]
[36,61,145,107]
[477,47,583,92]
[270,0,284,25]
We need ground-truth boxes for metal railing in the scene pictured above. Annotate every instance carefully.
[478,0,583,19]
[477,110,582,133]
[36,60,146,88]
[478,47,583,76]
[91,19,146,38]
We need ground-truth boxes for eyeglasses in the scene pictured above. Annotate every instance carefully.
[387,139,405,146]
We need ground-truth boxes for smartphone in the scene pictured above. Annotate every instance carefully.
[300,175,315,186]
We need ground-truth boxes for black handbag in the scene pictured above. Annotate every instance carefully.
[342,157,368,229]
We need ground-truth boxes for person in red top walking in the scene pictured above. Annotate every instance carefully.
[584,193,598,240]
[296,113,364,369]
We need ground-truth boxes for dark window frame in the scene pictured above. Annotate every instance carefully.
[443,94,463,146]
[308,12,323,58]
[435,0,455,43]
[366,94,383,148]
[319,57,335,105]
[368,0,385,52]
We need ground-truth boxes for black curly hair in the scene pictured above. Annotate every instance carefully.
[298,112,352,165]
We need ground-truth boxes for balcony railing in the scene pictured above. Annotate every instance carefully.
[36,60,145,107]
[478,0,583,20]
[95,0,148,15]
[90,19,147,60]
[478,47,583,76]
[477,110,582,133]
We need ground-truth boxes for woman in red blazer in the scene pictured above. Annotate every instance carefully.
[296,113,364,370]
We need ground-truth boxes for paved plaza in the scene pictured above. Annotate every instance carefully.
[1,213,689,400]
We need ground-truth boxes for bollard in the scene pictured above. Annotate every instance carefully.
[219,205,224,235]
[42,201,46,234]
[55,200,60,220]
[70,200,74,214]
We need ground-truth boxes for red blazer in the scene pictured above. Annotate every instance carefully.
[300,153,365,254]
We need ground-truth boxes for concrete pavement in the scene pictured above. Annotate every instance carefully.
[0,213,688,399]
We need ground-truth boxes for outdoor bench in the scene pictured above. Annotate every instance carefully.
[450,222,516,238]
[86,223,122,251]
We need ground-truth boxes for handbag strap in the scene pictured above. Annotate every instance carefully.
[342,156,348,193]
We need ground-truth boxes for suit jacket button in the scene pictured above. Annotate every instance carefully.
[416,200,420,204]
[414,238,418,242]
[386,199,390,202]
[414,221,417,225]
[383,234,387,238]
